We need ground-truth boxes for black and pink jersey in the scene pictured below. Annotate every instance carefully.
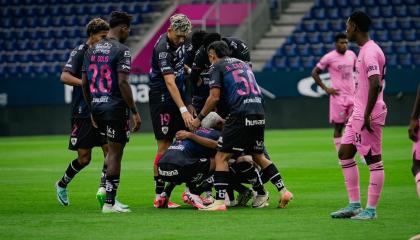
[82,38,131,121]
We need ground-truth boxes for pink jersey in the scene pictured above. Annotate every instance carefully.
[316,49,357,96]
[353,40,387,122]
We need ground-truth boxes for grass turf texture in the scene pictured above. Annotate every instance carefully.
[0,126,418,240]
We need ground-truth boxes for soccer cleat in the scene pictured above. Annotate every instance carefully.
[55,182,69,206]
[350,208,377,220]
[184,192,205,209]
[330,203,362,218]
[237,189,254,206]
[409,234,420,240]
[102,203,131,213]
[167,201,180,208]
[96,187,106,208]
[153,196,168,208]
[252,193,269,208]
[182,192,191,204]
[278,189,293,208]
[225,198,238,207]
[201,193,215,205]
[115,199,129,209]
[199,200,227,211]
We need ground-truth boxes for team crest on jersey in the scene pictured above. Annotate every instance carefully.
[162,126,169,135]
[126,130,130,138]
[70,50,77,57]
[71,138,77,146]
[124,51,131,57]
[159,52,168,59]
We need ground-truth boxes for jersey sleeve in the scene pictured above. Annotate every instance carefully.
[64,46,84,75]
[316,53,331,71]
[208,64,222,89]
[156,46,174,75]
[116,47,131,73]
[364,50,381,78]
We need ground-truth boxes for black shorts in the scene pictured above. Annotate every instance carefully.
[149,103,186,140]
[158,151,211,184]
[68,118,107,150]
[95,119,130,144]
[217,115,265,154]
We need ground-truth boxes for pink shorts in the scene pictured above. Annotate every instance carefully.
[341,114,386,156]
[412,120,420,160]
[329,95,353,124]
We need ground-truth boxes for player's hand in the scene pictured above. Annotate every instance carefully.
[176,130,191,140]
[131,112,141,132]
[182,111,194,130]
[408,118,419,142]
[361,114,373,133]
[90,115,98,128]
[325,87,340,96]
[191,118,201,132]
[187,104,197,117]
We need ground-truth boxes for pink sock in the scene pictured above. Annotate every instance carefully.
[367,161,385,208]
[333,137,341,152]
[339,159,360,203]
[415,172,420,199]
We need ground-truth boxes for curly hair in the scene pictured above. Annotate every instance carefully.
[109,11,133,28]
[86,18,109,37]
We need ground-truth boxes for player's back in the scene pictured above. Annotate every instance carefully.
[353,40,386,120]
[83,38,131,120]
[149,34,186,105]
[210,58,264,117]
[222,37,250,63]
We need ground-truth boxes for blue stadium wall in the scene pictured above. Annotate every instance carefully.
[0,68,418,136]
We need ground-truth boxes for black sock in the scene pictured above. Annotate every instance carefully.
[261,164,284,192]
[154,176,165,195]
[99,164,107,188]
[214,171,229,200]
[227,187,235,201]
[105,175,120,205]
[58,159,85,188]
[163,182,176,198]
[236,162,266,195]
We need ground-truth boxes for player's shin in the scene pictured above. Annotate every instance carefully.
[58,159,86,188]
[366,157,384,209]
[105,175,120,205]
[339,158,361,203]
[412,159,420,199]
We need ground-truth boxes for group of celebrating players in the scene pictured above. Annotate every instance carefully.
[53,9,420,219]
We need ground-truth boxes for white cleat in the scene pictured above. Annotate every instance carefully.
[102,203,131,213]
[252,193,269,208]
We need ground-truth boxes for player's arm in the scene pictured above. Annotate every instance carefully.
[176,130,217,149]
[311,66,339,96]
[363,74,381,133]
[191,87,220,131]
[117,49,141,132]
[409,84,420,141]
[60,72,82,86]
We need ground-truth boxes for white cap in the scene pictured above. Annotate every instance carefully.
[201,112,223,129]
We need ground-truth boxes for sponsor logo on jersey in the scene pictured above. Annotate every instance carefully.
[159,52,168,59]
[124,51,131,57]
[92,96,109,103]
[70,50,77,57]
[168,145,184,151]
[245,118,265,126]
[158,167,179,176]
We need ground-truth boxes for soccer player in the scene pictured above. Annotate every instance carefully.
[312,33,357,153]
[149,14,192,208]
[331,11,387,220]
[408,84,420,199]
[191,41,293,211]
[55,18,114,207]
[190,33,250,114]
[82,11,141,213]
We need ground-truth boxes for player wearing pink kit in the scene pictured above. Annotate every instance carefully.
[408,84,420,200]
[331,11,387,220]
[312,33,357,153]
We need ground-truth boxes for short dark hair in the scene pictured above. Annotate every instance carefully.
[334,33,347,42]
[109,11,132,28]
[86,18,109,37]
[207,40,231,58]
[203,32,221,49]
[348,10,372,32]
[191,30,207,51]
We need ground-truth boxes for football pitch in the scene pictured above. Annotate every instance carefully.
[0,126,418,240]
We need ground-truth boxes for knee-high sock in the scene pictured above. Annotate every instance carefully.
[214,171,229,200]
[339,159,360,203]
[58,159,85,188]
[334,137,341,153]
[105,175,120,205]
[367,161,385,208]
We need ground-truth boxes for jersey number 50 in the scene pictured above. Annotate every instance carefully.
[232,69,261,96]
[89,64,112,93]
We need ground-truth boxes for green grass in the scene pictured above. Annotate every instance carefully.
[0,127,419,240]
